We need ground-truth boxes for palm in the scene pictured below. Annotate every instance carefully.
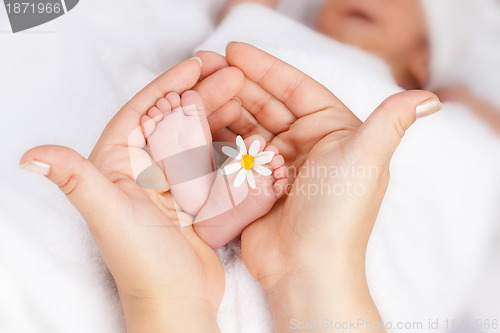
[87,142,223,302]
[243,104,364,290]
[41,58,245,308]
[200,43,386,291]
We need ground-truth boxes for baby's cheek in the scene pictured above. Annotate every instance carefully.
[316,2,339,36]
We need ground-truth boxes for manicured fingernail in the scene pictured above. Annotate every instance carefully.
[190,56,202,67]
[20,160,50,176]
[233,96,242,106]
[416,98,442,118]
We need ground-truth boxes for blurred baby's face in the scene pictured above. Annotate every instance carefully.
[317,0,429,89]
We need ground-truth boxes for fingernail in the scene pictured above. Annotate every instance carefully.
[20,160,50,176]
[190,56,202,67]
[416,98,442,118]
[233,96,242,106]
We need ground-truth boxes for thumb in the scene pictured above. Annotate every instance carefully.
[355,90,442,166]
[20,145,121,233]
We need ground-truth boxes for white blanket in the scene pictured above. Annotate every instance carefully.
[1,1,500,333]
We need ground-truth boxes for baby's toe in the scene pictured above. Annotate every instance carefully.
[181,90,205,116]
[264,144,279,155]
[268,154,285,170]
[156,97,171,114]
[273,178,288,199]
[147,106,163,124]
[244,135,267,154]
[273,165,288,180]
[166,92,181,109]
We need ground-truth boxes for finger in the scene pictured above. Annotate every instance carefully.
[228,106,274,142]
[197,48,296,135]
[193,66,245,116]
[236,78,297,134]
[194,52,251,139]
[195,50,230,80]
[98,57,203,148]
[355,91,442,166]
[226,42,350,118]
[213,127,238,143]
[20,145,124,234]
[196,48,287,138]
[207,98,242,134]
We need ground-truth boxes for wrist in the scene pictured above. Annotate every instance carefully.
[120,294,220,333]
[266,249,382,333]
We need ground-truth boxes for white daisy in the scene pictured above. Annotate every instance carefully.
[221,136,275,189]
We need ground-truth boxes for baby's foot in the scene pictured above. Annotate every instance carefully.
[141,91,215,216]
[194,135,288,249]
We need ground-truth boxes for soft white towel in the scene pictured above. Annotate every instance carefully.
[420,0,500,104]
[420,0,479,89]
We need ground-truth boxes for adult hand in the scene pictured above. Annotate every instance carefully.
[198,43,441,331]
[20,57,245,332]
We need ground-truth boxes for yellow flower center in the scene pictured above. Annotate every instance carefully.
[241,154,255,170]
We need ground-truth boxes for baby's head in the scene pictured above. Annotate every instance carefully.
[317,0,429,89]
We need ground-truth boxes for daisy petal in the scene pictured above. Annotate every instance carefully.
[253,164,272,176]
[222,146,242,160]
[234,168,247,187]
[236,136,247,155]
[254,155,274,165]
[246,170,256,189]
[248,140,261,156]
[255,151,275,159]
[222,163,242,175]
